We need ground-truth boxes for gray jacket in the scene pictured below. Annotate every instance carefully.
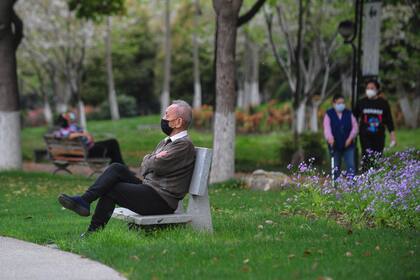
[140,137,195,209]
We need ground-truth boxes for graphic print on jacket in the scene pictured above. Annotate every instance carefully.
[363,108,383,134]
[354,98,394,137]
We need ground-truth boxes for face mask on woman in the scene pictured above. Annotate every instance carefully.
[334,103,346,112]
[366,89,377,99]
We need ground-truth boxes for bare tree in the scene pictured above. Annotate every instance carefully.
[0,0,23,170]
[265,1,340,135]
[27,56,54,126]
[105,16,120,120]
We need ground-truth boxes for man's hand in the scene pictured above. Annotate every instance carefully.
[345,138,353,148]
[327,137,334,146]
[156,151,168,159]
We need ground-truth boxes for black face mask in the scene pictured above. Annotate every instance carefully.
[160,119,173,136]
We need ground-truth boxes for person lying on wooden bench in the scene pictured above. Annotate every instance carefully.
[58,100,196,236]
[55,112,125,164]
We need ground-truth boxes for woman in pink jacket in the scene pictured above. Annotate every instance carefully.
[323,94,358,179]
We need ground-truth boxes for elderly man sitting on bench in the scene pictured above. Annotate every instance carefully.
[58,100,196,236]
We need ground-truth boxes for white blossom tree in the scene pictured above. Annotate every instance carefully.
[16,0,95,128]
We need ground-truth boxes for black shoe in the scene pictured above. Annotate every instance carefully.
[58,194,90,217]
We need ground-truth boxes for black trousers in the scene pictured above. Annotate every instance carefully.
[81,163,173,230]
[88,139,125,165]
[360,133,385,172]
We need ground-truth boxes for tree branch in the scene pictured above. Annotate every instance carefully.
[264,8,295,92]
[237,0,267,27]
[275,5,295,66]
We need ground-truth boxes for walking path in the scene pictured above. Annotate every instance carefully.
[23,162,247,179]
[23,162,137,176]
[0,236,125,280]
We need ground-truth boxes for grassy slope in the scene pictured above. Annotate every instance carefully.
[22,116,420,172]
[0,172,418,279]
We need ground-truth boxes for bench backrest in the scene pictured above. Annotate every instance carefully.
[188,147,212,196]
[44,135,88,162]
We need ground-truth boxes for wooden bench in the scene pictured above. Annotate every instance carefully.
[44,134,110,177]
[112,147,213,233]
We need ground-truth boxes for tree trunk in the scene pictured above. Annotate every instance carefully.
[161,0,171,114]
[54,75,71,114]
[243,34,252,111]
[296,100,306,134]
[105,17,120,120]
[249,39,260,107]
[293,0,305,142]
[236,33,246,110]
[192,0,202,109]
[237,83,244,108]
[242,34,260,110]
[399,95,420,129]
[43,96,53,126]
[309,100,321,132]
[340,72,352,99]
[0,1,23,170]
[78,100,87,131]
[210,0,242,183]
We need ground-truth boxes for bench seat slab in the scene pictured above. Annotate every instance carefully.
[112,207,193,225]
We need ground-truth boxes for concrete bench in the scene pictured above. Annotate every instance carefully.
[44,134,110,177]
[112,147,213,233]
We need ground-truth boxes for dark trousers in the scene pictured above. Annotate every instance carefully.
[332,146,355,180]
[360,133,385,172]
[88,139,125,165]
[81,163,173,230]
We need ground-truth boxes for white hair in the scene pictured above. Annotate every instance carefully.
[172,100,192,128]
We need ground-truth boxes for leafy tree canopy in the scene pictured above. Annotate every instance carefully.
[68,0,125,20]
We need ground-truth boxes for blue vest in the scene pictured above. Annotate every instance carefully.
[326,108,353,150]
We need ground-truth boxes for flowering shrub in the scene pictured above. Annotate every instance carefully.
[192,101,292,133]
[192,105,213,129]
[286,149,420,229]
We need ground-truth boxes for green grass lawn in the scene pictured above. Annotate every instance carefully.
[0,171,418,279]
[22,115,420,172]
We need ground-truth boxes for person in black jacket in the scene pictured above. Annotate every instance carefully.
[354,80,397,171]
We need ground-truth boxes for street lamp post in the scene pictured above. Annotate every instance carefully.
[338,20,358,111]
[338,0,364,111]
[338,0,364,172]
